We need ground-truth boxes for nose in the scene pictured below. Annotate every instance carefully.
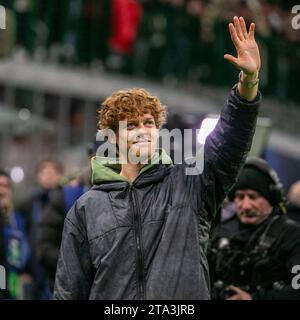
[136,123,148,136]
[239,196,253,211]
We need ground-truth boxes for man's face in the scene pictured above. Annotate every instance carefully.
[37,164,61,190]
[234,189,273,225]
[117,113,159,164]
[0,175,12,210]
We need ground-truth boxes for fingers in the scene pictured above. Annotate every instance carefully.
[227,285,241,293]
[224,54,239,67]
[233,16,244,41]
[228,23,241,49]
[230,17,255,43]
[248,22,255,40]
[225,285,240,300]
[239,17,248,39]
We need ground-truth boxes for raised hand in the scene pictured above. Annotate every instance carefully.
[224,16,261,76]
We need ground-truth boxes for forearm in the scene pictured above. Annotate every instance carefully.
[206,85,260,181]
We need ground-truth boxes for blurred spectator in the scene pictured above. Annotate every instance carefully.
[19,159,64,299]
[0,169,31,299]
[0,8,17,58]
[287,180,300,224]
[106,0,143,74]
[14,0,35,55]
[36,182,88,291]
[0,169,11,299]
[36,141,99,292]
[76,0,112,65]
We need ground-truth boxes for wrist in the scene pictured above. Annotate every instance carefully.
[241,70,259,79]
[239,71,259,89]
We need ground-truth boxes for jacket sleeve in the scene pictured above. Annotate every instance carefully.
[53,203,93,300]
[178,85,260,221]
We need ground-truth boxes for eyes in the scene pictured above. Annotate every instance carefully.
[127,119,156,130]
[235,193,260,201]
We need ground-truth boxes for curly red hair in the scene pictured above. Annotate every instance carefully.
[97,88,167,132]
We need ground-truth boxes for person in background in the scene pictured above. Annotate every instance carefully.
[36,183,87,293]
[0,169,30,299]
[287,180,300,225]
[208,157,300,300]
[19,159,64,299]
[36,140,101,292]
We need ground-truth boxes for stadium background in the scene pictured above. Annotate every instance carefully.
[0,0,300,200]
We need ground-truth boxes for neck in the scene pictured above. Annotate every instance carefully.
[120,163,145,182]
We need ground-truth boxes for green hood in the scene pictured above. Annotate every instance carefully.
[91,149,172,184]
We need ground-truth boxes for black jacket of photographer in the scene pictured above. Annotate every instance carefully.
[208,212,300,299]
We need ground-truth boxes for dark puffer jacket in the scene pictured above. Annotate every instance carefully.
[54,86,260,300]
[208,214,300,299]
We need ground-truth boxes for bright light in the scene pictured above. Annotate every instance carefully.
[18,108,31,121]
[197,117,219,144]
[10,167,24,183]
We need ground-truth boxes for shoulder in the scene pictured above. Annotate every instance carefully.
[75,187,105,206]
[280,216,300,233]
[274,216,300,247]
[66,188,106,221]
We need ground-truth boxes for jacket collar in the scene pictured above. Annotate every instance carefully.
[91,149,173,190]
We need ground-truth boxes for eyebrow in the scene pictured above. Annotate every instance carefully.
[143,115,154,120]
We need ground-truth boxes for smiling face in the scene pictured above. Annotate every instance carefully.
[117,113,159,164]
[234,189,273,225]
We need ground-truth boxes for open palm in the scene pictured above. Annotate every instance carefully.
[224,16,261,76]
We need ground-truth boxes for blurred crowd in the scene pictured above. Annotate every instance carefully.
[0,157,90,299]
[0,0,299,103]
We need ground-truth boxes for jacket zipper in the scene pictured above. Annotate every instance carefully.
[130,186,145,300]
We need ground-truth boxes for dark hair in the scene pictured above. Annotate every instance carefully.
[36,159,64,175]
[0,169,10,179]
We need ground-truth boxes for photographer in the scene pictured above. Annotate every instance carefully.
[208,157,300,300]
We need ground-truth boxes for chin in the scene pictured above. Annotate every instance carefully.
[127,150,152,164]
[240,217,259,225]
[130,145,155,163]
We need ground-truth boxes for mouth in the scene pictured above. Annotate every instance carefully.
[133,140,151,144]
[241,211,257,218]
